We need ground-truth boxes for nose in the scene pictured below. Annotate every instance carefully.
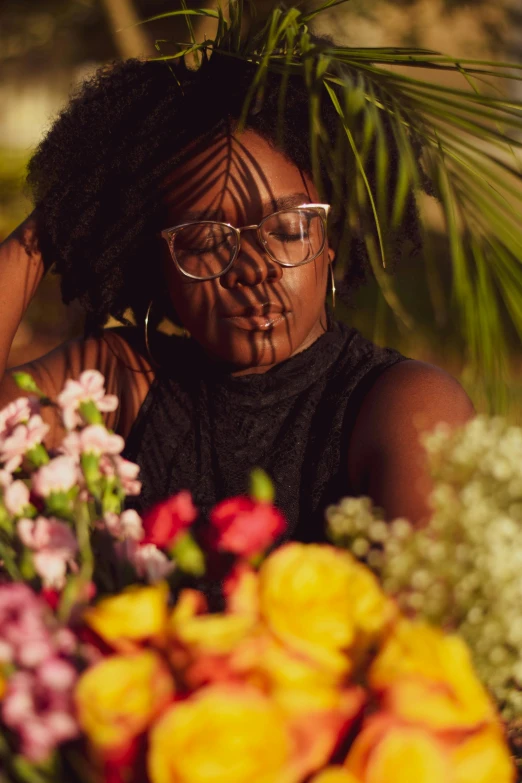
[219,229,283,289]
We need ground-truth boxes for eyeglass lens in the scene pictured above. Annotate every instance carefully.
[172,208,325,280]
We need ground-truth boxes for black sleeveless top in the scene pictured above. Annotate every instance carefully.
[122,322,405,543]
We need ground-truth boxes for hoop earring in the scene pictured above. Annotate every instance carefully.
[144,301,191,367]
[329,263,336,311]
[144,300,160,368]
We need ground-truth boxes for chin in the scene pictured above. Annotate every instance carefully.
[204,329,295,371]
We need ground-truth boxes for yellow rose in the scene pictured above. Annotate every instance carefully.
[309,768,359,783]
[169,588,255,655]
[224,564,260,618]
[274,685,366,781]
[252,634,350,690]
[370,619,497,731]
[259,544,394,670]
[148,684,300,783]
[75,650,174,752]
[452,726,515,783]
[345,716,452,783]
[343,714,515,783]
[83,582,169,649]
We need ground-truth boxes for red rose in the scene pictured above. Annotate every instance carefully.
[40,588,60,611]
[142,491,198,549]
[209,496,287,558]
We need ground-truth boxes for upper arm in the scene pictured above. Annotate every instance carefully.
[347,360,475,526]
[0,330,153,448]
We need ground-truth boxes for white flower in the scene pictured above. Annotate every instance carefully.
[330,414,522,719]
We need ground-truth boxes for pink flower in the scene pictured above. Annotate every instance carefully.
[3,479,30,515]
[17,517,78,589]
[62,425,124,458]
[0,415,49,472]
[209,496,287,557]
[0,396,37,434]
[38,657,77,690]
[59,430,82,460]
[142,491,198,549]
[32,455,78,497]
[0,584,54,668]
[0,468,12,488]
[2,664,79,763]
[130,543,175,583]
[105,509,144,541]
[57,370,118,430]
[81,425,124,456]
[113,456,142,496]
[53,628,77,656]
[98,455,142,495]
[61,424,125,460]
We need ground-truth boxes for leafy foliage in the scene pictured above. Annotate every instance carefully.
[139,0,522,408]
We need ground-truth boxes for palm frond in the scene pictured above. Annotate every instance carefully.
[138,0,522,411]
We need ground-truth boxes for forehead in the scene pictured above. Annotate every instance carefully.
[162,129,316,224]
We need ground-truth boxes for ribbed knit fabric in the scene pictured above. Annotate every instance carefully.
[123,321,405,542]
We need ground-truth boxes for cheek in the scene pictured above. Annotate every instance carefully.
[163,259,218,330]
[283,258,329,316]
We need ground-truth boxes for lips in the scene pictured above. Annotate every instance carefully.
[219,303,290,331]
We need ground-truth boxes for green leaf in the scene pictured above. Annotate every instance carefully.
[12,757,53,783]
[11,372,45,398]
[250,468,275,504]
[302,0,353,22]
[137,0,522,406]
[170,531,205,576]
[0,541,20,579]
[131,7,220,28]
[324,80,387,270]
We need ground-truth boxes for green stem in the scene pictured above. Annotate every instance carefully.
[57,502,94,622]
[0,541,21,580]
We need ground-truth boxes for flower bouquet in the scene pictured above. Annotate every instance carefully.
[327,416,522,773]
[0,372,515,782]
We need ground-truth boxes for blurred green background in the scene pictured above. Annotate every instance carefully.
[1,0,522,414]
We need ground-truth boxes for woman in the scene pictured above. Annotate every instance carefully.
[0,54,473,541]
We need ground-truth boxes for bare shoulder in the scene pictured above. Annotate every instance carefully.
[0,328,154,444]
[362,359,474,430]
[347,359,474,523]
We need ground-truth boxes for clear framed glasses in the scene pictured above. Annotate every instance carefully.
[160,203,330,281]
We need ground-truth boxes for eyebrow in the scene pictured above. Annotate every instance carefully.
[181,192,313,222]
